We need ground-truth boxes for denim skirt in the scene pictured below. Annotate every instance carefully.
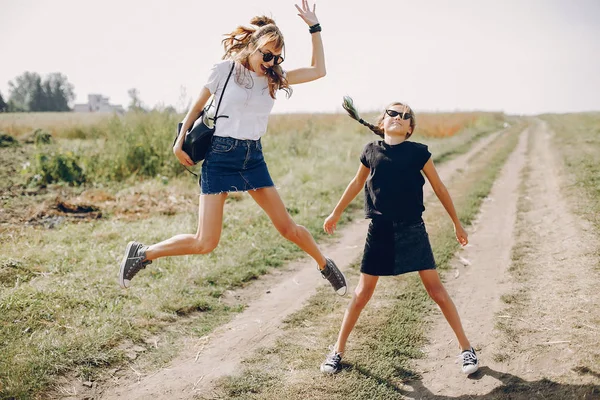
[361,218,436,276]
[201,136,275,195]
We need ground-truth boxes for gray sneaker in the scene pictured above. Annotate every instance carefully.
[119,241,152,288]
[320,347,343,374]
[320,257,347,296]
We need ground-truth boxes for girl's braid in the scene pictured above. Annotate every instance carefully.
[342,96,384,138]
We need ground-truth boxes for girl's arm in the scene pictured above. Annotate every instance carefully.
[173,86,212,166]
[286,0,326,85]
[324,164,370,234]
[422,158,469,246]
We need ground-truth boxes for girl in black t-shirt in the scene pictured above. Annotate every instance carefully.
[319,96,478,376]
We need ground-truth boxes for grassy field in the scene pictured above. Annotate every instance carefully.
[0,111,505,398]
[0,112,113,138]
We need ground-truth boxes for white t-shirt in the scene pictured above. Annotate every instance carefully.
[202,60,276,140]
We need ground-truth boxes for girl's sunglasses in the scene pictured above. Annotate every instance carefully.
[257,48,284,65]
[385,109,412,120]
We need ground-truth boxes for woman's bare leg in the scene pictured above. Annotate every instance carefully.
[144,193,228,260]
[248,186,327,268]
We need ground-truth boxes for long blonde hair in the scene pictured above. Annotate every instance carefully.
[221,16,291,99]
[342,96,416,139]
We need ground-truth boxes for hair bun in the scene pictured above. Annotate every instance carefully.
[250,16,276,27]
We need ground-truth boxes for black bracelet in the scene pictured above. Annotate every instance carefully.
[309,23,322,34]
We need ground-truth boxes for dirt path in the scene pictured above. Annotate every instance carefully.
[410,120,600,399]
[95,129,506,400]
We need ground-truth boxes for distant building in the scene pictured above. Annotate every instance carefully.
[73,94,125,114]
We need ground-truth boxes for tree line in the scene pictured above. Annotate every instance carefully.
[0,72,75,112]
[0,71,175,114]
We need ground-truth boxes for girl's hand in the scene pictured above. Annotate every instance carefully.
[173,145,195,166]
[323,212,340,235]
[454,224,468,246]
[295,0,319,26]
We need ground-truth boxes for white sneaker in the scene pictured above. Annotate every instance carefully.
[459,347,479,375]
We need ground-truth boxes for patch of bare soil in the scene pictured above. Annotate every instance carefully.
[63,187,196,222]
[27,197,102,227]
[409,120,600,399]
[1,185,102,228]
[1,184,198,229]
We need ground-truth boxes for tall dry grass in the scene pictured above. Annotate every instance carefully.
[2,111,504,187]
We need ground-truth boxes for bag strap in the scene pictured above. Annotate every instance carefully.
[210,61,235,124]
[182,61,235,178]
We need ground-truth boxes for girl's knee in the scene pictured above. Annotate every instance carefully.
[353,286,375,309]
[427,286,450,305]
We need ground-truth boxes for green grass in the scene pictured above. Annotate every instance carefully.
[208,120,524,399]
[0,112,504,398]
[540,113,600,232]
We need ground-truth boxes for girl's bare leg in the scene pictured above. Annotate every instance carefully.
[334,273,379,354]
[419,269,471,350]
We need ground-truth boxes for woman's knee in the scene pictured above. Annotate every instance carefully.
[192,236,220,254]
[277,221,301,241]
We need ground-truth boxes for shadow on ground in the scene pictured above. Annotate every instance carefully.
[350,364,600,399]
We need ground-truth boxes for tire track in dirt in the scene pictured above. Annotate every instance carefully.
[409,119,600,399]
[496,120,600,390]
[408,122,529,398]
[96,129,507,400]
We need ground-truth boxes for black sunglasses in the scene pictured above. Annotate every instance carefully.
[385,109,412,120]
[257,48,284,65]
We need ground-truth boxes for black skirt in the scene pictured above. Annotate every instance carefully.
[360,218,436,276]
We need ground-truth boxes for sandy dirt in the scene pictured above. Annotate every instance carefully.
[408,120,600,399]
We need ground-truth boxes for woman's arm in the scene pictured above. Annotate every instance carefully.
[324,164,370,234]
[173,86,212,166]
[422,158,468,245]
[286,0,326,85]
[175,86,212,148]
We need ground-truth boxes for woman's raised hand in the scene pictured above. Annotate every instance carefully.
[295,0,319,26]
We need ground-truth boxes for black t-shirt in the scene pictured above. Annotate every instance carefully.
[360,140,432,222]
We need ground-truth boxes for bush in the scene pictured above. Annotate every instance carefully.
[32,150,86,185]
[92,111,181,180]
[23,128,54,145]
[0,133,19,147]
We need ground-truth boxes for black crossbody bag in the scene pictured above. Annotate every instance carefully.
[174,62,235,172]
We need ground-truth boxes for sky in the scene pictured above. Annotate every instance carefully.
[1,0,599,115]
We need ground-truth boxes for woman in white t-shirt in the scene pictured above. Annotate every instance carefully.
[119,1,347,296]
